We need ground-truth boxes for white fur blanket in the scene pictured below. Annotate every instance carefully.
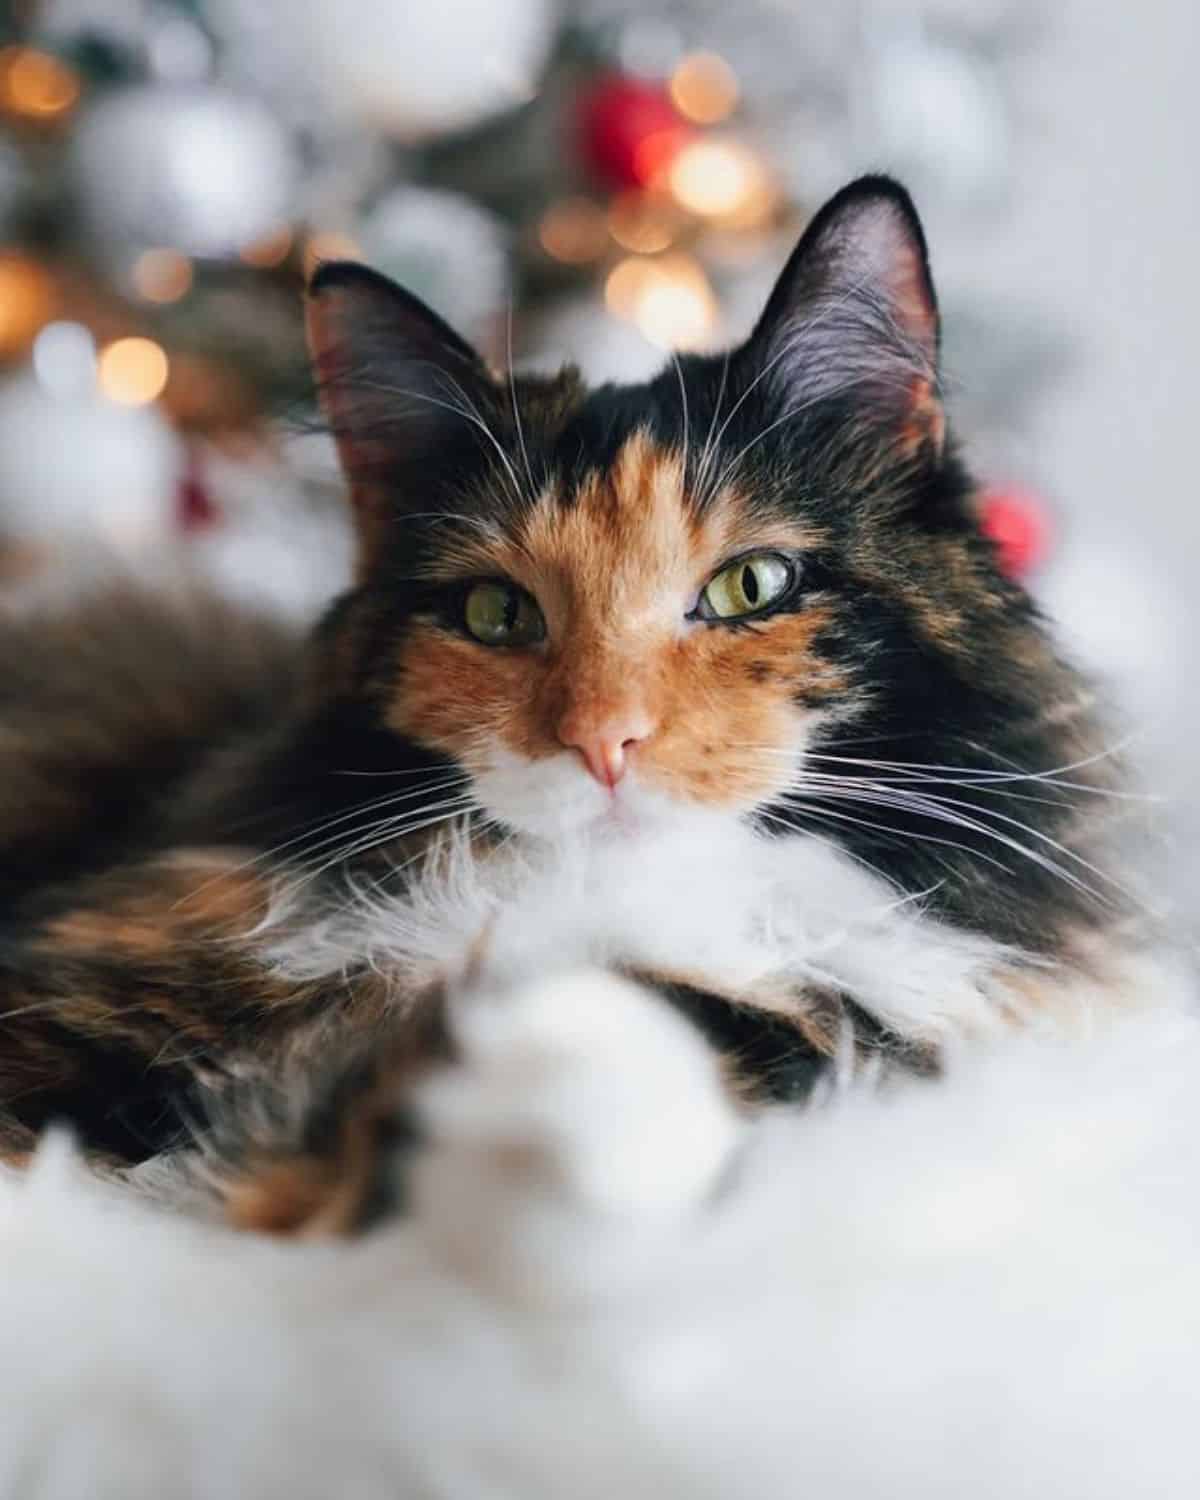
[2,958,1198,1499]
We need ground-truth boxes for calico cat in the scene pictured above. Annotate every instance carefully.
[0,177,1151,1219]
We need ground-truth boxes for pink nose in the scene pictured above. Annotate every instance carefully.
[558,709,655,789]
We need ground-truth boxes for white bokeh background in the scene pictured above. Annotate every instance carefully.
[978,1,1199,930]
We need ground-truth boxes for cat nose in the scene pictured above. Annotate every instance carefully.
[558,708,655,789]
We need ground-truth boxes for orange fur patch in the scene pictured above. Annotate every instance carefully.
[389,431,845,810]
[40,852,273,956]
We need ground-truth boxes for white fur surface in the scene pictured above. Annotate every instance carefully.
[2,961,1198,1499]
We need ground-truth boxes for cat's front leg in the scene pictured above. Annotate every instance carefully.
[192,964,744,1266]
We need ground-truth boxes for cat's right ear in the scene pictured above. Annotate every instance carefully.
[742,177,945,465]
[306,262,495,561]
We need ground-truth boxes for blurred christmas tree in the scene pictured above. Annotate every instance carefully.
[0,0,1056,604]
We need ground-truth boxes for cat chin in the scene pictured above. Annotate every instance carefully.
[471,749,697,842]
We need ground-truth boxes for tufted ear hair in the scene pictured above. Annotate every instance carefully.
[306,261,499,564]
[745,175,945,460]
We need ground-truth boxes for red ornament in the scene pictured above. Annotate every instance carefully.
[979,485,1052,580]
[177,451,220,532]
[576,73,693,190]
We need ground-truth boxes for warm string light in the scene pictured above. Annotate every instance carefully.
[132,247,193,304]
[604,256,657,319]
[668,138,775,223]
[0,46,79,122]
[538,198,609,264]
[633,274,715,348]
[239,225,295,268]
[669,52,740,125]
[606,191,680,254]
[98,337,169,406]
[604,253,716,350]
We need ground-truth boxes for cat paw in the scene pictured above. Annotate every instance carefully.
[411,966,744,1296]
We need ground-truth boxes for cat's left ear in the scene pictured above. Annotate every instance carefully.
[306,261,498,565]
[747,175,944,459]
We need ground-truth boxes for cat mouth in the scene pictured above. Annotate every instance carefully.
[552,776,702,843]
[472,750,698,843]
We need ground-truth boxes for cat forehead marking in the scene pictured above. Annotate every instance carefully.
[522,430,696,596]
[440,429,823,620]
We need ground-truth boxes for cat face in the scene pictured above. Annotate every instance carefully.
[382,429,843,837]
[305,178,1073,878]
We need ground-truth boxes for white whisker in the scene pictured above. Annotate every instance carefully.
[670,349,690,487]
[506,299,535,500]
[694,350,731,503]
[174,775,473,912]
[782,780,1115,908]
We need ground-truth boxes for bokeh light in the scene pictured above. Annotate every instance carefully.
[607,192,679,254]
[239,225,294,268]
[669,52,739,125]
[0,47,79,122]
[132,248,193,304]
[538,198,609,264]
[0,254,57,355]
[668,139,772,220]
[32,321,97,398]
[98,337,170,406]
[605,253,715,349]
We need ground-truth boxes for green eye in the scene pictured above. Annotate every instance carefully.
[699,553,794,621]
[463,581,545,647]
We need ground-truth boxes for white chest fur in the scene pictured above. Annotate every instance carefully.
[259,814,1094,1046]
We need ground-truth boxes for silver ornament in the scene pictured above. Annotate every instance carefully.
[524,294,664,385]
[0,375,181,555]
[69,85,297,258]
[357,189,510,343]
[290,0,557,140]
